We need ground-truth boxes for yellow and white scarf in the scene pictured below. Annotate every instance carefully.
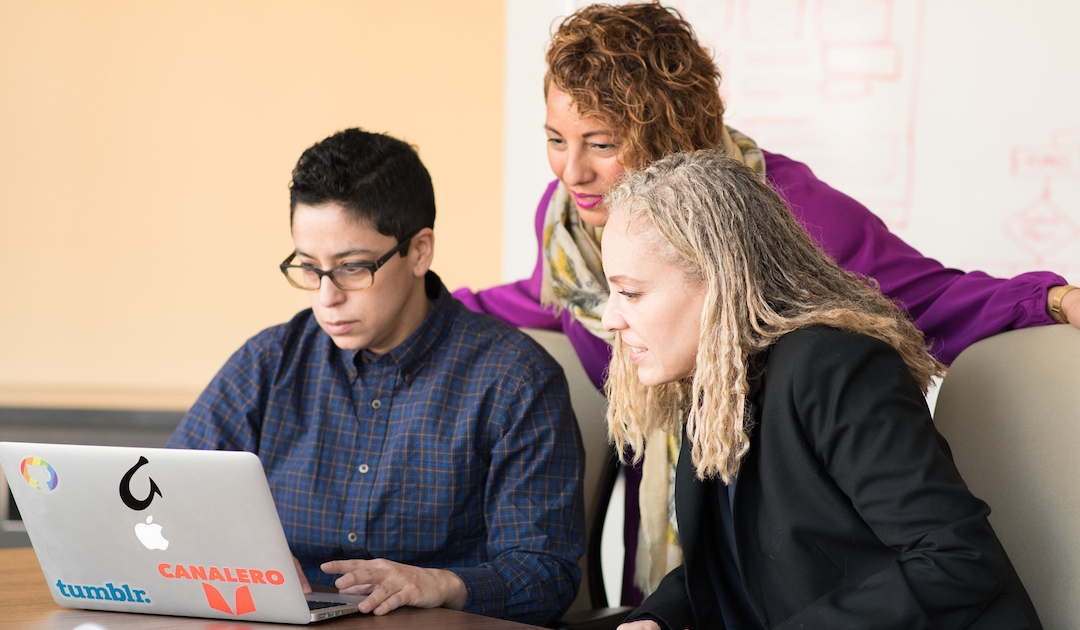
[539,185,614,341]
[539,126,767,596]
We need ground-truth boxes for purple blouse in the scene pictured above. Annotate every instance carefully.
[454,150,1065,389]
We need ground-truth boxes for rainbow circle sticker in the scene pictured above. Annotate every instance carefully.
[21,457,60,494]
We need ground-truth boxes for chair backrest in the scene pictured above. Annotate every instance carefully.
[933,325,1080,630]
[521,328,618,614]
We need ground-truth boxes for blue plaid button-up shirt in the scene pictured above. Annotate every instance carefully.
[169,273,585,624]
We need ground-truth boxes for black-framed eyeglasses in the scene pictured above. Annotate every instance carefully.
[279,229,420,291]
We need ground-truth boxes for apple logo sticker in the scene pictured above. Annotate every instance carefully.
[135,515,169,550]
[120,457,169,551]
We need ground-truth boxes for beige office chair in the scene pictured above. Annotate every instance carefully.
[933,325,1080,630]
[520,329,633,629]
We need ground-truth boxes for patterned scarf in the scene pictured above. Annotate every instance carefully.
[539,185,614,341]
[540,126,767,597]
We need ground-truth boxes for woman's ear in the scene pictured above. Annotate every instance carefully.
[409,228,435,278]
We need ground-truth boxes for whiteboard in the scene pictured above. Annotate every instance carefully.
[502,0,1079,284]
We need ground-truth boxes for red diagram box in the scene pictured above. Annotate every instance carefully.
[1010,146,1080,178]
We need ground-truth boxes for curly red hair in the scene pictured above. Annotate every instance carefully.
[545,2,725,169]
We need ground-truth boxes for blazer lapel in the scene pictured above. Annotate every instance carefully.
[734,348,770,625]
[675,424,707,560]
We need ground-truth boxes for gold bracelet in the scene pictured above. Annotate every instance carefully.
[1050,284,1078,324]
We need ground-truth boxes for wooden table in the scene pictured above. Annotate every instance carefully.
[0,547,539,630]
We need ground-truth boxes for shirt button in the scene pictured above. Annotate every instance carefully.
[371,399,381,409]
[347,532,358,543]
[358,464,369,474]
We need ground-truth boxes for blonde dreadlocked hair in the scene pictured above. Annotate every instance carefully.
[604,150,945,482]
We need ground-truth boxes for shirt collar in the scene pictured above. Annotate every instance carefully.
[335,271,453,381]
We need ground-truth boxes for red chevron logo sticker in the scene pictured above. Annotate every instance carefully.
[202,582,256,615]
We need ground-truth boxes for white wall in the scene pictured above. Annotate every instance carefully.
[502,0,577,281]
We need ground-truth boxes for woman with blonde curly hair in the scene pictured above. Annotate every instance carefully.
[602,149,1040,630]
[454,0,1078,603]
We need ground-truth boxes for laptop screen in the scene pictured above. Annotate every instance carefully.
[0,441,339,624]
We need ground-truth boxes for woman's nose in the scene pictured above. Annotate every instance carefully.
[317,276,346,307]
[601,299,624,332]
[562,147,592,187]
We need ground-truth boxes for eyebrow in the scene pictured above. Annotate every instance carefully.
[544,125,615,140]
[294,248,377,260]
[606,274,638,285]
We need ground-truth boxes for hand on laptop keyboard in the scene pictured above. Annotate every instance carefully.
[321,558,468,616]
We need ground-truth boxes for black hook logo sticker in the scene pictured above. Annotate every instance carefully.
[120,456,162,511]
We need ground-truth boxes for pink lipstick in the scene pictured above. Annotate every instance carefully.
[572,191,603,210]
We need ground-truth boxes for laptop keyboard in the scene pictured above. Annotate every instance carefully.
[308,600,344,611]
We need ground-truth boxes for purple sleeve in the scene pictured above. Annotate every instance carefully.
[764,150,1065,364]
[453,180,613,389]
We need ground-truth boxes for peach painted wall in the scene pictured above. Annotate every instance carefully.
[0,1,504,409]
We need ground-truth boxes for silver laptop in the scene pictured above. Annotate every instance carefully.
[0,441,365,624]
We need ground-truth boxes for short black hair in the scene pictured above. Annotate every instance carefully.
[289,128,435,246]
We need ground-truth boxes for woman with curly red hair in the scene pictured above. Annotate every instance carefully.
[454,0,1077,604]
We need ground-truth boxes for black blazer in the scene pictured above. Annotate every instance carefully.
[633,327,1041,629]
